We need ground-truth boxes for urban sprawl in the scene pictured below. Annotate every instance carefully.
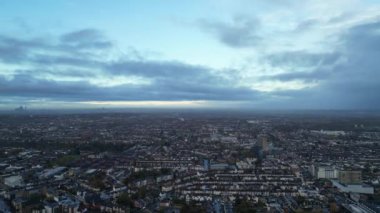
[0,112,380,213]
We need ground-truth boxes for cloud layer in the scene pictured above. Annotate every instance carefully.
[261,20,380,109]
[1,0,380,110]
[0,29,259,104]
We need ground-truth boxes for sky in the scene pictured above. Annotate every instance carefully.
[0,0,380,110]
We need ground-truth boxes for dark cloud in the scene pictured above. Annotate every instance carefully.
[0,73,258,102]
[198,16,261,48]
[261,51,341,82]
[0,74,92,100]
[343,21,380,52]
[264,19,380,109]
[106,60,229,84]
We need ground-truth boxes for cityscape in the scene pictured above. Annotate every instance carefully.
[1,0,380,212]
[0,111,379,212]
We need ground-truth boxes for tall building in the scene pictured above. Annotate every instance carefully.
[257,134,269,152]
[309,164,317,177]
[252,145,264,161]
[203,159,210,171]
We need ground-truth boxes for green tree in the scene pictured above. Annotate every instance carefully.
[117,193,133,207]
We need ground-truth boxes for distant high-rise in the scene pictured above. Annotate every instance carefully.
[252,145,264,161]
[257,134,269,152]
[14,105,27,112]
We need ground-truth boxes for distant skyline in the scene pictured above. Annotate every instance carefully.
[1,0,380,110]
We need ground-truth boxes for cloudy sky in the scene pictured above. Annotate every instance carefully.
[0,0,380,110]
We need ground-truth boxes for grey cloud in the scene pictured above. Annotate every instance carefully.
[0,74,91,100]
[106,60,229,85]
[0,35,48,63]
[16,68,95,78]
[266,51,341,69]
[266,19,380,109]
[199,16,261,48]
[0,73,258,102]
[295,19,320,32]
[61,29,102,42]
[0,35,48,49]
[0,43,26,63]
[261,51,341,82]
[262,69,331,82]
[270,80,380,110]
[60,29,112,49]
[343,21,380,52]
[0,33,114,87]
[0,29,259,103]
[32,54,102,68]
[2,18,379,109]
[0,29,111,64]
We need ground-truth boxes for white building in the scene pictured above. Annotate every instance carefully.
[332,180,374,194]
[39,167,66,179]
[3,175,23,188]
[316,166,338,179]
